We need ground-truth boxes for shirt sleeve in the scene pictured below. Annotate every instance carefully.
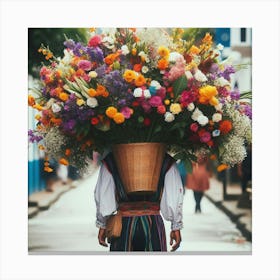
[160,163,184,231]
[94,164,118,228]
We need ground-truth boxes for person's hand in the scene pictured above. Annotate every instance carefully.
[170,230,181,252]
[98,228,108,247]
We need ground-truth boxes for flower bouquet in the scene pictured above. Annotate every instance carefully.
[28,28,252,179]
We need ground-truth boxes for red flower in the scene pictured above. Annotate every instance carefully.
[91,117,99,125]
[143,117,151,126]
[88,35,102,47]
[132,101,140,107]
[219,120,232,134]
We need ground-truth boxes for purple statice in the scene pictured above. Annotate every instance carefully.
[242,104,252,119]
[86,46,104,64]
[230,88,241,100]
[28,129,43,143]
[220,65,235,81]
[64,39,76,49]
[73,42,87,57]
[209,63,220,73]
[62,119,76,133]
[103,70,130,96]
[95,65,107,78]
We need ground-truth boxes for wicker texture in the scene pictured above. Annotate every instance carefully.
[112,143,166,194]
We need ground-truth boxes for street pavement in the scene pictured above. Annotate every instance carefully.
[28,169,251,254]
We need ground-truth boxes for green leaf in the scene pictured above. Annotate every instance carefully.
[184,158,193,173]
[173,75,188,98]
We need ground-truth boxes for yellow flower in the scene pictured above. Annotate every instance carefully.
[32,104,44,111]
[59,158,69,166]
[217,164,229,172]
[189,45,200,55]
[28,95,35,106]
[131,48,137,56]
[76,99,85,106]
[35,114,41,120]
[113,112,125,124]
[164,99,170,105]
[158,46,170,58]
[170,103,182,114]
[88,71,98,78]
[38,145,45,150]
[106,106,118,118]
[202,32,213,44]
[123,70,136,83]
[198,85,218,106]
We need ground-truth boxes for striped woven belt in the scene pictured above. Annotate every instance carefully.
[119,201,160,217]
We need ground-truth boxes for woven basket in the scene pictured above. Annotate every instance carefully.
[112,142,166,194]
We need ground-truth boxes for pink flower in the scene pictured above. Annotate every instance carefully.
[190,123,198,132]
[141,100,152,113]
[180,89,198,107]
[149,96,162,107]
[88,35,102,47]
[120,107,133,119]
[82,74,91,83]
[78,60,92,71]
[200,131,211,143]
[156,87,166,99]
[168,56,186,81]
[157,105,166,115]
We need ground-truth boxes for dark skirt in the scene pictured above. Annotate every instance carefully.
[110,214,167,252]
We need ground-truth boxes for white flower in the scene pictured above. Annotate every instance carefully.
[143,89,151,98]
[88,71,98,78]
[138,51,150,63]
[215,103,223,111]
[212,113,222,122]
[102,36,115,49]
[191,108,203,121]
[217,43,224,51]
[150,80,161,90]
[169,52,183,63]
[164,112,175,122]
[197,115,209,126]
[51,103,61,113]
[187,103,195,111]
[194,69,208,82]
[86,97,98,108]
[121,45,129,55]
[185,70,193,80]
[141,66,149,74]
[133,88,142,98]
[214,77,230,87]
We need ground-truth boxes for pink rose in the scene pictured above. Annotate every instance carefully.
[88,35,102,47]
[120,107,133,119]
[200,131,211,143]
[190,123,198,132]
[149,96,162,107]
[78,60,92,71]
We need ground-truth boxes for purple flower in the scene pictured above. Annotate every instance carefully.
[86,46,104,63]
[95,65,107,77]
[62,119,76,133]
[220,65,235,80]
[64,39,76,49]
[230,88,240,100]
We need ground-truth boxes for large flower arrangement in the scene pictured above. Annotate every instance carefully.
[28,28,252,173]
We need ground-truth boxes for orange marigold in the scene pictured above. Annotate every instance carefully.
[104,53,119,65]
[88,88,97,97]
[113,112,125,124]
[134,74,146,87]
[106,106,118,118]
[59,92,69,102]
[96,84,108,97]
[157,58,169,70]
[219,120,232,134]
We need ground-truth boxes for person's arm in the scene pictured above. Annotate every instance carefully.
[160,163,184,251]
[94,164,118,247]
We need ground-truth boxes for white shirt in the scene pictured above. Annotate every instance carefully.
[94,163,184,231]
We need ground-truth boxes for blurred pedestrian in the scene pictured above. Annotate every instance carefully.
[186,155,212,213]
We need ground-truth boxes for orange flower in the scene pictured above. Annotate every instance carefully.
[219,120,232,134]
[113,112,125,124]
[210,154,217,160]
[44,166,53,173]
[157,58,169,70]
[106,106,118,118]
[28,95,35,106]
[202,32,213,44]
[189,45,200,55]
[88,88,97,97]
[104,53,119,65]
[123,70,136,83]
[38,145,45,150]
[32,104,44,111]
[59,158,69,166]
[50,118,62,125]
[59,92,69,101]
[133,64,142,72]
[217,164,229,172]
[134,74,146,87]
[65,149,71,156]
[96,84,108,97]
